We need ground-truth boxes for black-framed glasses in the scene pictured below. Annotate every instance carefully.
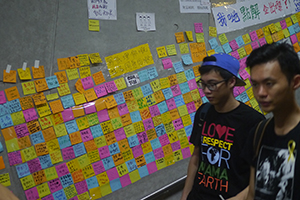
[196,79,227,91]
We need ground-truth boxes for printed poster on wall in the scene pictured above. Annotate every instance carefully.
[87,0,117,20]
[179,0,211,13]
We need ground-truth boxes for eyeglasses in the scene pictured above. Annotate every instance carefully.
[196,79,227,91]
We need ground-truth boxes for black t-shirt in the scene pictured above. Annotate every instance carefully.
[188,102,265,200]
[243,118,300,200]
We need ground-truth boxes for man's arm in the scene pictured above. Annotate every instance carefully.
[245,166,256,200]
[0,184,19,200]
[180,145,200,200]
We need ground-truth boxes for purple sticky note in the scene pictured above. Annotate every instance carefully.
[80,128,93,142]
[194,22,203,33]
[132,145,143,158]
[81,76,94,90]
[94,84,108,98]
[147,162,158,174]
[229,40,239,51]
[198,88,205,97]
[171,141,181,151]
[173,118,184,130]
[92,160,105,175]
[259,38,267,46]
[239,69,250,80]
[231,51,240,60]
[149,105,160,117]
[25,187,39,200]
[238,86,246,94]
[171,85,181,97]
[97,109,110,122]
[233,87,240,97]
[162,58,173,69]
[188,79,197,91]
[239,57,247,70]
[75,180,88,195]
[98,146,110,159]
[48,178,63,193]
[69,196,78,200]
[42,194,54,200]
[186,102,196,114]
[84,102,96,114]
[105,81,118,93]
[280,20,287,29]
[166,98,176,110]
[117,103,129,116]
[249,30,258,41]
[143,118,154,131]
[114,128,126,141]
[55,163,70,177]
[62,147,75,160]
[159,134,170,146]
[137,132,148,144]
[27,158,42,173]
[153,147,164,160]
[0,91,6,104]
[251,41,259,50]
[120,174,131,187]
[107,167,119,181]
[182,147,191,159]
[290,34,298,44]
[61,108,74,122]
[8,151,22,166]
[23,108,38,122]
[14,123,29,138]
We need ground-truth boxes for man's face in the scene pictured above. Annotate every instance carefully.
[250,60,293,113]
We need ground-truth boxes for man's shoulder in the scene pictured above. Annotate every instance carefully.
[238,102,265,118]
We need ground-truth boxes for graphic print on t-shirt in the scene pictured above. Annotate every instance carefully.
[197,121,234,193]
[255,145,296,200]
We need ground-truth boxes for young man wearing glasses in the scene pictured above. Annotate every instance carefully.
[181,53,264,200]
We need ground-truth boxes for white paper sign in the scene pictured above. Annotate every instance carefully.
[179,0,211,13]
[125,74,140,87]
[87,0,117,20]
[136,13,156,32]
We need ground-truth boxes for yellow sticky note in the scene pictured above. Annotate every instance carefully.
[37,182,51,198]
[77,154,90,168]
[21,81,36,95]
[218,33,228,45]
[79,66,91,79]
[242,33,251,44]
[89,19,100,31]
[176,72,187,84]
[5,138,19,153]
[77,54,90,66]
[268,23,276,34]
[21,146,37,161]
[57,82,71,96]
[50,150,63,164]
[11,111,25,125]
[89,52,102,64]
[73,92,87,105]
[179,43,189,54]
[20,175,35,190]
[46,93,59,101]
[129,170,141,183]
[44,166,58,181]
[36,103,52,117]
[291,14,298,24]
[285,17,293,27]
[76,116,90,130]
[237,47,247,59]
[96,172,110,186]
[166,44,177,56]
[274,22,282,32]
[185,31,193,41]
[66,68,79,80]
[54,123,68,137]
[156,157,166,170]
[150,79,161,93]
[209,26,217,37]
[89,187,102,199]
[265,35,273,44]
[114,77,127,90]
[38,115,53,130]
[18,68,32,80]
[206,49,215,56]
[283,28,290,38]
[156,46,168,58]
[178,105,188,116]
[246,88,254,99]
[263,26,271,36]
[0,173,10,186]
[159,77,170,89]
[195,33,205,43]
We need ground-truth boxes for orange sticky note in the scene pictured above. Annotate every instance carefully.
[49,99,64,114]
[84,88,97,102]
[54,71,68,84]
[2,127,17,141]
[5,86,20,101]
[72,105,85,118]
[32,66,45,79]
[34,78,49,92]
[0,156,5,170]
[123,90,135,102]
[32,92,47,106]
[68,56,81,69]
[175,32,185,43]
[3,70,17,83]
[42,127,56,142]
[75,79,85,94]
[19,96,34,110]
[104,96,117,109]
[57,58,70,70]
[94,98,106,111]
[92,71,106,85]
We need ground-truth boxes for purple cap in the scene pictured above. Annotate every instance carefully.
[202,53,246,86]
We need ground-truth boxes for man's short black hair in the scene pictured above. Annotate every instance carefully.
[246,43,300,82]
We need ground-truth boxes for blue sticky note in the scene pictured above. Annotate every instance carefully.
[113,93,125,105]
[190,112,196,124]
[147,67,158,79]
[214,46,224,53]
[102,156,115,170]
[150,138,161,150]
[223,43,232,54]
[157,101,168,114]
[0,104,10,117]
[53,190,67,200]
[90,124,103,138]
[130,111,142,123]
[0,114,13,128]
[73,143,86,157]
[239,91,250,103]
[288,26,295,35]
[126,159,137,172]
[235,36,244,47]
[185,125,193,137]
[182,54,193,65]
[293,23,300,33]
[128,135,139,148]
[6,99,22,113]
[86,176,99,190]
[108,143,120,155]
[174,95,185,107]
[39,154,53,169]
[235,95,241,101]
[46,76,60,89]
[184,69,195,81]
[202,96,209,103]
[0,141,3,153]
[16,163,30,178]
[141,84,153,97]
[61,95,75,109]
[58,135,72,149]
[156,124,166,137]
[144,152,155,164]
[173,61,184,73]
[209,38,219,49]
[162,88,173,100]
[30,131,45,145]
[138,70,149,82]
[65,120,79,134]
[138,165,149,178]
[59,174,73,188]
[110,178,122,192]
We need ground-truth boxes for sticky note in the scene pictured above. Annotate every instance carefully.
[174,32,185,43]
[156,46,168,58]
[179,43,189,54]
[89,52,102,64]
[32,65,45,79]
[166,44,177,56]
[5,86,20,101]
[3,70,17,83]
[18,68,32,80]
[46,93,59,101]
[77,54,90,66]
[66,68,79,80]
[195,33,204,43]
[218,33,228,45]
[89,19,100,31]
[209,26,217,37]
[162,58,173,69]
[92,71,105,85]
[186,31,193,41]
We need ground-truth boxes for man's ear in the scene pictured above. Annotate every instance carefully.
[292,74,300,90]
[228,76,236,88]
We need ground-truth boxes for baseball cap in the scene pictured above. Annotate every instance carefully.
[201,53,246,86]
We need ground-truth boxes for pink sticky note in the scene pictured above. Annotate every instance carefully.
[61,108,74,122]
[105,81,118,93]
[251,41,259,50]
[92,160,105,175]
[137,131,148,144]
[98,146,110,159]
[290,34,298,44]
[97,109,110,122]
[8,151,22,166]
[159,134,170,146]
[198,88,205,97]
[238,86,246,94]
[239,69,250,80]
[231,50,240,60]
[188,79,198,91]
[55,163,69,177]
[84,102,96,114]
[27,158,42,173]
[81,76,94,90]
[153,147,164,160]
[117,103,129,116]
[171,141,181,151]
[143,118,154,131]
[114,128,126,141]
[162,58,173,69]
[25,187,39,200]
[280,20,287,29]
[194,22,203,33]
[171,85,181,97]
[149,105,160,117]
[166,98,177,110]
[249,30,258,41]
[62,147,75,160]
[239,57,247,70]
[23,108,38,122]
[182,147,191,159]
[0,91,6,104]
[120,174,131,187]
[132,145,143,158]
[229,40,239,51]
[69,196,79,200]
[173,118,184,130]
[48,178,63,193]
[147,162,158,174]
[259,38,267,46]
[107,167,119,181]
[186,102,196,114]
[75,180,88,195]
[80,128,93,142]
[14,123,29,138]
[233,87,240,97]
[94,84,108,98]
[42,194,54,200]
